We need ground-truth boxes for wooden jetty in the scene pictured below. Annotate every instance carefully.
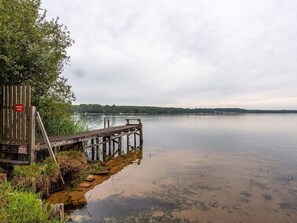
[0,86,143,165]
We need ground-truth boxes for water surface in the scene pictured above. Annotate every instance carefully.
[70,114,297,223]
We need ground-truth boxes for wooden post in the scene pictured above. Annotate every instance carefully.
[103,137,107,162]
[118,136,122,156]
[36,111,64,185]
[127,134,130,151]
[53,203,64,220]
[29,106,36,163]
[108,136,111,158]
[112,139,115,156]
[91,138,95,160]
[96,138,100,160]
[108,136,112,157]
[134,133,137,149]
[139,127,143,146]
[0,173,7,183]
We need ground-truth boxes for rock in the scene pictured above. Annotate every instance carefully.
[85,175,95,182]
[79,182,91,188]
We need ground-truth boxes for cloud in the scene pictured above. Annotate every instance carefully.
[42,0,297,109]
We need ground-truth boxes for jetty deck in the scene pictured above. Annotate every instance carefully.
[37,124,142,150]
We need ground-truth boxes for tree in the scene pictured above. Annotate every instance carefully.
[0,0,78,135]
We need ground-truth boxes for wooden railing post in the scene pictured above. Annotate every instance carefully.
[29,106,36,163]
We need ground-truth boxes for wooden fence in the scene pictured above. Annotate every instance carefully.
[0,86,36,164]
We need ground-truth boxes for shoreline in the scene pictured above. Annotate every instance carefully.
[46,149,143,208]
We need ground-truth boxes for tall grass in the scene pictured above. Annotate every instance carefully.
[0,182,63,223]
[12,160,59,197]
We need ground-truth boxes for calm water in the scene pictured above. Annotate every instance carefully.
[70,114,297,223]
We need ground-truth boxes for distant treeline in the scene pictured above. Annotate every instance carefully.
[70,104,297,115]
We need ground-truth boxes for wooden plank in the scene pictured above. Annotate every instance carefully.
[0,86,4,141]
[5,86,9,141]
[26,86,31,145]
[0,159,29,165]
[36,111,64,184]
[29,106,36,163]
[9,86,13,143]
[15,85,19,144]
[22,86,26,144]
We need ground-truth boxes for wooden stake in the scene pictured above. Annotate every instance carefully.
[36,111,65,185]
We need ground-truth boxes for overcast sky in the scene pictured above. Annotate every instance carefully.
[42,0,297,109]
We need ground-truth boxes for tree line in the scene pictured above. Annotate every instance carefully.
[71,104,297,115]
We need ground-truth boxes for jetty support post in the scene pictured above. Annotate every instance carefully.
[91,138,95,160]
[96,137,100,160]
[102,136,107,161]
[127,134,130,151]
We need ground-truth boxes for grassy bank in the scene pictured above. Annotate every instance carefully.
[1,151,109,222]
[12,151,106,197]
[0,182,63,223]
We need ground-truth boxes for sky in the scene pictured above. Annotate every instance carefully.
[42,0,297,109]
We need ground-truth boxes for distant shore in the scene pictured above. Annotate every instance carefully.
[70,104,297,115]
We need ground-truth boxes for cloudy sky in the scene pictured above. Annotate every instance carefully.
[42,0,297,109]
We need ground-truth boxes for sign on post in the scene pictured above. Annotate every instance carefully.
[14,104,25,112]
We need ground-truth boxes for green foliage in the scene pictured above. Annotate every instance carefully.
[0,182,64,223]
[0,0,74,102]
[0,0,80,136]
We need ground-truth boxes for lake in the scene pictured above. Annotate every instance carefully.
[70,114,297,223]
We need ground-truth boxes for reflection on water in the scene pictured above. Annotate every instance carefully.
[70,114,297,223]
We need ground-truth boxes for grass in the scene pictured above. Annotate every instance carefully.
[56,151,87,185]
[0,182,64,223]
[12,160,60,197]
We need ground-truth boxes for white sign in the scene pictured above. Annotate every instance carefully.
[18,145,28,154]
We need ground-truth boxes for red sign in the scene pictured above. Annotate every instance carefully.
[14,104,24,112]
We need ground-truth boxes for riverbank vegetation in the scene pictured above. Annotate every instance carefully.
[71,104,297,115]
[0,182,64,223]
[11,151,107,197]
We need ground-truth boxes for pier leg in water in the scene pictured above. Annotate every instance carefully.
[118,136,122,156]
[96,138,100,160]
[103,137,107,162]
[127,134,130,151]
[91,138,95,161]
